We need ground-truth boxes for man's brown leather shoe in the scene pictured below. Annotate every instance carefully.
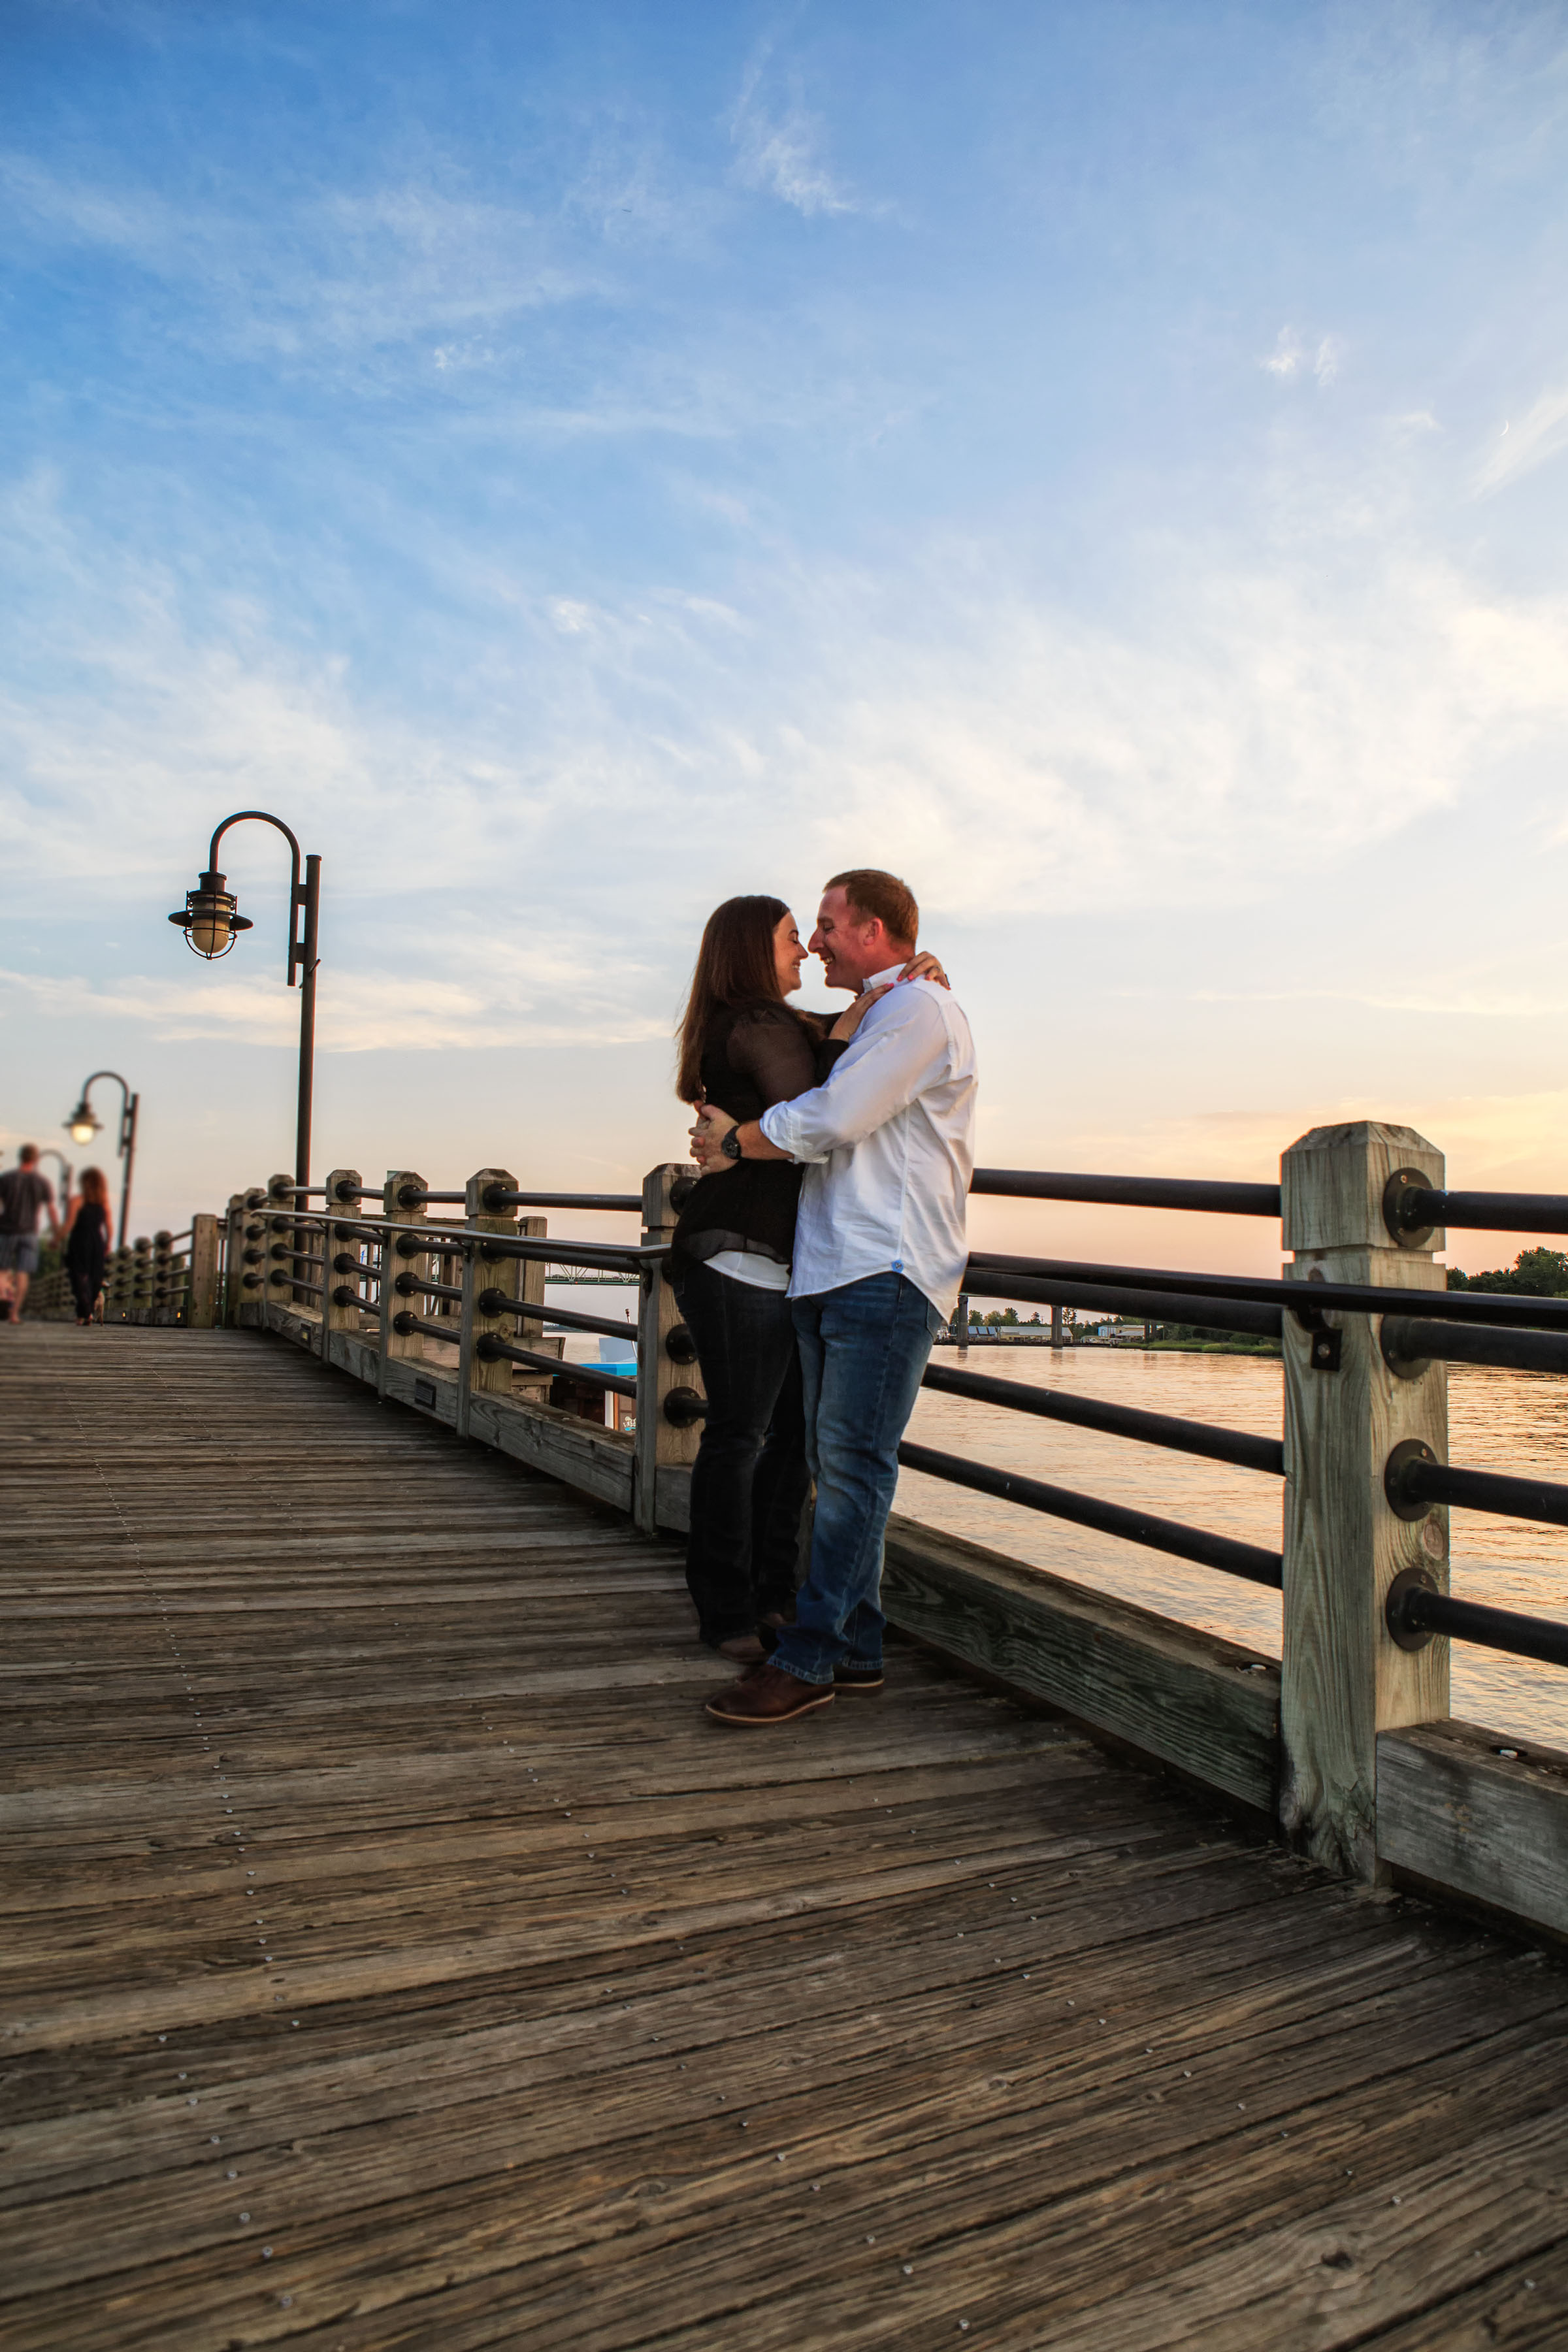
[705,1663,836,1727]
[833,1663,885,1691]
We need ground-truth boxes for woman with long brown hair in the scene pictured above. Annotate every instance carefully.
[670,896,944,1659]
[65,1168,112,1326]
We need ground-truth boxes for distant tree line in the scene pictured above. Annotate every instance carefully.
[1446,1248,1568,1298]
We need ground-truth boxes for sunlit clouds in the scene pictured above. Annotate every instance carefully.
[3,1,1568,1247]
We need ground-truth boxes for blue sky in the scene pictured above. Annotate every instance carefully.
[3,1,1568,1261]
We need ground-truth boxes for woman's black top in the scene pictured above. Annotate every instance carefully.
[672,1002,847,1269]
[66,1200,109,1276]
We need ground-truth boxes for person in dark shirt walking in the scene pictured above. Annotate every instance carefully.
[0,1145,63,1323]
[64,1168,112,1325]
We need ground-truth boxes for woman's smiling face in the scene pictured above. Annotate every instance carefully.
[773,911,808,996]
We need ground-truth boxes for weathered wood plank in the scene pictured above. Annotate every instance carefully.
[879,1512,1280,1812]
[5,1322,1568,2352]
[1377,1719,1568,1940]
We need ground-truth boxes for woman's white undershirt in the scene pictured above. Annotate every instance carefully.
[706,1248,792,1292]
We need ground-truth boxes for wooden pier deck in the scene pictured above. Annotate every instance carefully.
[5,1322,1568,2351]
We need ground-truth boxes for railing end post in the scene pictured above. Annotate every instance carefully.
[1279,1120,1450,1882]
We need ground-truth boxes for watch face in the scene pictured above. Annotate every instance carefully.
[723,1127,742,1159]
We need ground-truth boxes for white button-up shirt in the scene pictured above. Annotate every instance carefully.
[759,968,977,1316]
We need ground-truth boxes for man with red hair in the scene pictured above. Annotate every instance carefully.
[690,868,977,1725]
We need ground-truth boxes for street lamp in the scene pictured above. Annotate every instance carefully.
[168,810,321,1189]
[63,1071,139,1247]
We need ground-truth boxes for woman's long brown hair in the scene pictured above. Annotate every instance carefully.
[676,895,793,1102]
[73,1168,110,1221]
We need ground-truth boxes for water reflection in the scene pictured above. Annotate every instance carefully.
[898,1346,1568,1746]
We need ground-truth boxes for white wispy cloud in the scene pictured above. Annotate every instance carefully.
[728,49,866,218]
[0,152,596,370]
[1474,380,1568,495]
[1260,327,1343,385]
[7,466,1568,985]
[0,944,670,1054]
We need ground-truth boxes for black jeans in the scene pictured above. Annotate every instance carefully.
[672,1255,811,1647]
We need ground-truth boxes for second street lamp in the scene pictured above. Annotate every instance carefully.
[169,810,321,1190]
[63,1071,139,1247]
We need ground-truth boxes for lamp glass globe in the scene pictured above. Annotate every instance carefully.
[189,908,231,957]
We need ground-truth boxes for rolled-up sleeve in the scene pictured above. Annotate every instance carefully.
[760,994,949,1163]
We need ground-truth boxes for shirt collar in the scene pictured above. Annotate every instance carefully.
[867,962,907,990]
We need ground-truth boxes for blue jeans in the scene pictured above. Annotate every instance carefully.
[772,1272,943,1686]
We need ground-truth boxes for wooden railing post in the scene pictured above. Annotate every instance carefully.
[322,1168,365,1360]
[1281,1120,1450,1880]
[379,1170,428,1398]
[151,1231,174,1324]
[633,1165,703,1535]
[188,1215,220,1329]
[131,1236,153,1321]
[233,1188,266,1320]
[103,1244,127,1321]
[265,1172,297,1315]
[459,1168,524,1439]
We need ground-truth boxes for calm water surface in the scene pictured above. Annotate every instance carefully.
[899,1347,1568,1747]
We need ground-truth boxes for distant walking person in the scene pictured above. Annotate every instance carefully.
[689,870,977,1725]
[0,1145,63,1324]
[65,1168,112,1326]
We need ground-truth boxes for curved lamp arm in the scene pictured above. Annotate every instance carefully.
[206,810,306,984]
[208,809,302,896]
[80,1069,132,1115]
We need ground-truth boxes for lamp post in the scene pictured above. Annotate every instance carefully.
[36,1148,73,1214]
[167,810,321,1190]
[64,1071,139,1247]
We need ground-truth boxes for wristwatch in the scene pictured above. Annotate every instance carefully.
[720,1126,743,1162]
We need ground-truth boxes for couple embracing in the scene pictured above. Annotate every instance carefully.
[671,868,977,1727]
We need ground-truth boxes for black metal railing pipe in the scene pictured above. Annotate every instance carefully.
[968,1250,1568,1334]
[276,1277,324,1299]
[1389,1583,1568,1670]
[920,1360,1284,1475]
[1386,1441,1568,1531]
[474,1333,638,1396]
[391,1313,459,1345]
[393,1231,465,1260]
[897,1439,1283,1588]
[1388,1185,1568,1239]
[476,1290,638,1345]
[394,1273,463,1305]
[482,1187,644,1214]
[476,1235,664,1274]
[975,1269,1283,1341]
[1380,1316,1568,1380]
[971,1168,1282,1218]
